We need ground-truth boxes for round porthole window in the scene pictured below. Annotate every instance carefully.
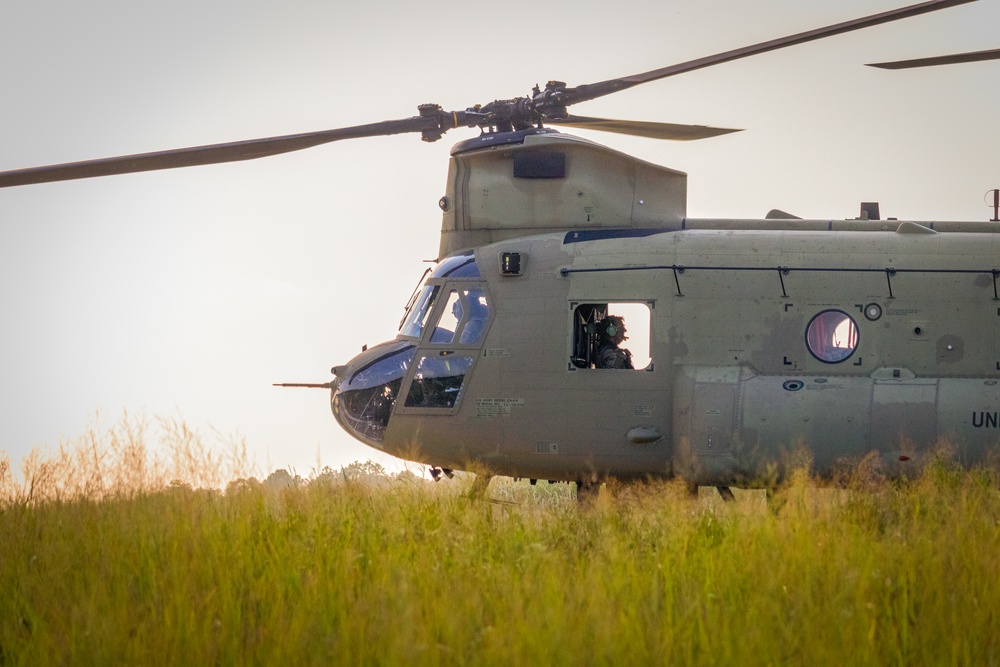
[806,309,859,363]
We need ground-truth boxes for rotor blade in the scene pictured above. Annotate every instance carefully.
[564,0,978,106]
[866,47,1000,69]
[547,115,741,141]
[0,116,434,188]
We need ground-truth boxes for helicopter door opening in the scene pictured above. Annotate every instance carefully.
[571,302,651,370]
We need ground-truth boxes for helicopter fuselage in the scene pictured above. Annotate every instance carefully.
[332,215,1000,486]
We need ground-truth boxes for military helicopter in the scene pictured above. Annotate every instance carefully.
[2,0,998,501]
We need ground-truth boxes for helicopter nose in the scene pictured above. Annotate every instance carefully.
[329,340,416,448]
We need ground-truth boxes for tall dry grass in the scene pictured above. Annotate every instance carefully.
[2,421,999,665]
[0,413,252,504]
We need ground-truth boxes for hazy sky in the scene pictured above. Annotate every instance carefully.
[1,0,997,478]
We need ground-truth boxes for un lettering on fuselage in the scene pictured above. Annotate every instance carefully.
[973,412,1000,428]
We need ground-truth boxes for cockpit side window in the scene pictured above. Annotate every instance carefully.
[404,353,475,408]
[571,302,651,370]
[429,287,491,346]
[458,290,489,345]
[431,291,462,344]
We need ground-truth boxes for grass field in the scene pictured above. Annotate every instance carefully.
[2,418,999,665]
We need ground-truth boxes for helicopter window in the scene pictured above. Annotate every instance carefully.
[571,302,651,370]
[458,289,490,344]
[404,353,475,408]
[334,344,416,444]
[806,309,859,363]
[433,252,480,278]
[431,291,462,344]
[399,286,440,338]
[398,266,433,331]
[347,344,416,386]
[430,288,491,345]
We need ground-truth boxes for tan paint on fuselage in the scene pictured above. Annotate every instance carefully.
[344,132,1000,485]
[377,222,1000,483]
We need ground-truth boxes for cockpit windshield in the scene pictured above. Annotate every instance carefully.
[399,286,439,338]
[332,343,416,444]
[398,252,480,339]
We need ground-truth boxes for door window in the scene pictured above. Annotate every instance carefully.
[571,302,651,370]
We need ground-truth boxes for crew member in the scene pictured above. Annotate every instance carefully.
[596,315,633,369]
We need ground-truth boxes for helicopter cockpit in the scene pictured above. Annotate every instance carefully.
[330,252,491,447]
